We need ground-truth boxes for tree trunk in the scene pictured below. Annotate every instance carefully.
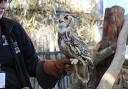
[96,14,128,89]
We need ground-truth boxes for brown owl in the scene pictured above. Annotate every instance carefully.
[58,15,94,84]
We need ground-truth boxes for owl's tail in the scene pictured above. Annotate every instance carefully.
[75,57,94,86]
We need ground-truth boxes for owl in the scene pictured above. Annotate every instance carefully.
[57,15,94,84]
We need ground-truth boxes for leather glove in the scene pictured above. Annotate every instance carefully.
[43,60,73,79]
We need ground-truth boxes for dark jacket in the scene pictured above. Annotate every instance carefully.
[0,17,57,89]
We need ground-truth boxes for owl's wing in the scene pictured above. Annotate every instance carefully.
[68,33,92,61]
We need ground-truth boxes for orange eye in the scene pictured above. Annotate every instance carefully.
[64,15,69,20]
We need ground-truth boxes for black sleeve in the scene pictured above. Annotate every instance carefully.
[13,22,39,76]
[14,22,58,88]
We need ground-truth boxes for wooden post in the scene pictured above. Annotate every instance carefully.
[99,5,125,50]
[97,12,128,89]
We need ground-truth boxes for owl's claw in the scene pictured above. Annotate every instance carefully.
[70,58,79,64]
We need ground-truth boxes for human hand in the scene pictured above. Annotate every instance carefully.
[43,59,73,79]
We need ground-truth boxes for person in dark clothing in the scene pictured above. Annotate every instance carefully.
[0,0,73,89]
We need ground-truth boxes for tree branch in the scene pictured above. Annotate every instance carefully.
[93,45,116,65]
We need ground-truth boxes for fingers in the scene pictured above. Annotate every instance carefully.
[64,64,73,75]
[43,60,73,79]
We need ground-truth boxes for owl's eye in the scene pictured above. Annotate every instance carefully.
[64,15,69,20]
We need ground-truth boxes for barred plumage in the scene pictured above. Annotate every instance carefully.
[58,29,91,60]
[58,15,94,84]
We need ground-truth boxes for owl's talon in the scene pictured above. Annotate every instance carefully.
[70,58,79,64]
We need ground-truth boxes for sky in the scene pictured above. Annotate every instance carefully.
[106,0,128,14]
[83,0,128,16]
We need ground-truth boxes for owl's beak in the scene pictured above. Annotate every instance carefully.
[59,19,64,23]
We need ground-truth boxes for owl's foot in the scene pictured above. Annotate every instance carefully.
[70,58,79,64]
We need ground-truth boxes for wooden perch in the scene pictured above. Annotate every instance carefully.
[93,45,116,65]
[96,14,128,89]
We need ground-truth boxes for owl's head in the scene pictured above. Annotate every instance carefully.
[58,15,77,33]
